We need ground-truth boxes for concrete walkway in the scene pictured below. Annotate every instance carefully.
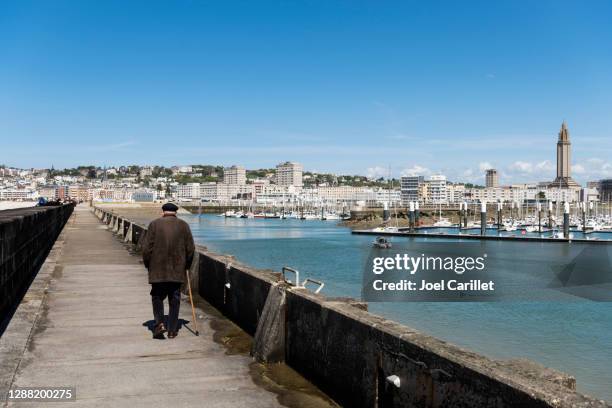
[2,205,282,407]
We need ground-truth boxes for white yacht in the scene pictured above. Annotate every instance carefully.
[372,226,399,233]
[433,218,453,227]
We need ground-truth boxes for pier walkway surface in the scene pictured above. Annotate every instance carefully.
[0,205,285,407]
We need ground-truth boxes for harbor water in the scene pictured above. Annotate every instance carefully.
[182,214,612,402]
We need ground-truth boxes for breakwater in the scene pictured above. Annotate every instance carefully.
[94,207,610,407]
[0,204,74,328]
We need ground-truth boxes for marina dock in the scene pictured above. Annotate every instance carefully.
[352,226,612,244]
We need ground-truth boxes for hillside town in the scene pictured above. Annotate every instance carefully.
[0,162,607,209]
[1,123,610,208]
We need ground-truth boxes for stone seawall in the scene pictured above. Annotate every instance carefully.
[94,207,609,408]
[0,204,74,328]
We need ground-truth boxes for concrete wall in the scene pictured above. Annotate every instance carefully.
[0,204,74,326]
[95,207,609,408]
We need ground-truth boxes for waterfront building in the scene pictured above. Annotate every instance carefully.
[446,183,466,203]
[132,189,156,202]
[254,184,294,204]
[510,184,539,203]
[68,185,92,202]
[426,175,447,204]
[485,169,499,188]
[276,162,303,187]
[200,182,218,202]
[400,176,424,205]
[175,183,201,200]
[223,165,247,185]
[317,186,376,204]
[0,188,36,201]
[580,187,599,202]
[549,121,580,188]
[465,187,512,203]
[374,188,402,205]
[600,179,612,202]
[251,179,270,197]
[38,186,59,201]
[544,187,579,203]
[200,183,253,203]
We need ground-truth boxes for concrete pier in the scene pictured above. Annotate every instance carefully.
[2,204,610,407]
[0,206,300,407]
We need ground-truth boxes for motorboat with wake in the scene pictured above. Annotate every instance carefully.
[373,237,392,248]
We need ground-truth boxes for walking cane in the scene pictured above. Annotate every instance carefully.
[185,270,199,336]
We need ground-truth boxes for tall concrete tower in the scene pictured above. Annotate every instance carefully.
[485,169,499,188]
[550,121,580,188]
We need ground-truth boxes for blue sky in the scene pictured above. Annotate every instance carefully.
[1,0,611,184]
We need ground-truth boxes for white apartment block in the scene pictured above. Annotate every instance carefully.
[276,162,303,187]
[465,186,580,204]
[545,187,580,203]
[200,183,253,202]
[0,189,36,200]
[375,188,402,204]
[316,186,376,203]
[175,183,201,200]
[446,184,465,204]
[426,175,447,204]
[223,165,247,185]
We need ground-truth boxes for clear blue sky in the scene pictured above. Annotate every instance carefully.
[1,0,611,184]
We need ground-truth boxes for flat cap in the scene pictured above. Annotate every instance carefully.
[162,203,179,212]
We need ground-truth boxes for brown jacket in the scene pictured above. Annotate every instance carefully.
[142,215,195,284]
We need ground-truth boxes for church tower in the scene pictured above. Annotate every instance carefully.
[550,121,580,188]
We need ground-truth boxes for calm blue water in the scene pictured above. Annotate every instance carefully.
[182,214,612,401]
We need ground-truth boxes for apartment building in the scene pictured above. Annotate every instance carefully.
[223,165,247,185]
[400,176,424,205]
[276,162,303,187]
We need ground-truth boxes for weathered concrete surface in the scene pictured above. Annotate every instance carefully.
[0,204,73,326]
[0,205,286,407]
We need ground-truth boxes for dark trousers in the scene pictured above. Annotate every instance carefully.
[150,282,182,332]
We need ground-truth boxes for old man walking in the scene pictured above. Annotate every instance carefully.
[142,203,195,339]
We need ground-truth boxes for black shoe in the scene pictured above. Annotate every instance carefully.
[167,331,177,339]
[153,323,166,339]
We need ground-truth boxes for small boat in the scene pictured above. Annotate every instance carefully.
[372,226,399,233]
[433,218,453,227]
[373,237,392,249]
[501,222,517,232]
[525,226,538,233]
